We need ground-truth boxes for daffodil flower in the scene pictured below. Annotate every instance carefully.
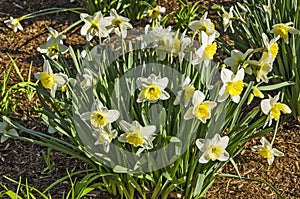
[92,124,118,153]
[80,68,95,90]
[118,120,156,149]
[270,22,300,44]
[252,137,284,165]
[262,33,280,63]
[222,6,234,33]
[136,74,170,103]
[196,134,230,163]
[174,77,195,107]
[4,16,24,32]
[247,52,272,83]
[35,60,68,98]
[80,11,111,41]
[37,35,68,59]
[145,6,166,22]
[192,32,217,66]
[170,30,192,63]
[224,49,253,73]
[247,86,264,105]
[107,9,133,38]
[0,121,19,143]
[218,68,244,103]
[47,27,66,40]
[80,99,120,129]
[184,90,217,123]
[188,12,219,37]
[261,93,291,127]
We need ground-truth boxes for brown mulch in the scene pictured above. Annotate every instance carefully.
[0,0,299,198]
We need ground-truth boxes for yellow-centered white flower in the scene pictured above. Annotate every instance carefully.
[80,68,95,90]
[224,49,253,73]
[184,90,217,123]
[174,77,195,107]
[252,137,284,165]
[188,12,219,37]
[92,124,118,153]
[262,33,280,63]
[80,11,111,41]
[4,16,23,32]
[218,68,244,103]
[145,6,166,22]
[247,52,272,83]
[261,93,291,127]
[118,120,156,149]
[35,60,68,98]
[0,121,19,143]
[270,22,300,44]
[192,32,217,66]
[37,35,68,59]
[80,99,120,128]
[107,9,133,38]
[222,6,234,33]
[196,134,230,163]
[136,74,170,103]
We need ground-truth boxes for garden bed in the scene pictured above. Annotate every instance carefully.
[0,0,299,198]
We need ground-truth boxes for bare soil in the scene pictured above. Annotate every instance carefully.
[0,0,299,198]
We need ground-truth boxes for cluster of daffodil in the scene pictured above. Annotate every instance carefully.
[2,3,293,198]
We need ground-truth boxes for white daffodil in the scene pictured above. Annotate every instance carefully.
[80,99,120,129]
[107,9,133,38]
[92,124,118,153]
[270,22,300,44]
[142,25,174,61]
[262,33,280,63]
[35,60,68,98]
[224,49,253,73]
[4,16,23,32]
[188,12,219,37]
[218,68,244,103]
[0,121,19,143]
[174,77,195,107]
[80,68,95,90]
[80,11,111,41]
[47,27,66,41]
[145,6,166,22]
[261,93,291,127]
[252,137,284,165]
[192,32,217,66]
[262,0,271,13]
[247,52,273,83]
[222,6,234,33]
[170,30,192,63]
[196,134,230,163]
[118,120,156,149]
[184,90,217,123]
[136,74,170,103]
[37,35,68,59]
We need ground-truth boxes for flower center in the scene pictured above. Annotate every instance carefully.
[270,43,279,58]
[40,72,56,88]
[270,102,286,121]
[49,43,59,57]
[258,146,273,159]
[144,85,162,101]
[90,111,107,127]
[112,18,123,28]
[194,103,210,120]
[225,80,244,96]
[274,25,289,38]
[204,42,217,60]
[207,145,223,161]
[184,85,195,103]
[126,130,144,147]
[149,8,160,19]
[99,133,111,144]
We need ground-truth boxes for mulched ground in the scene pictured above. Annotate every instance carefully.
[0,0,299,198]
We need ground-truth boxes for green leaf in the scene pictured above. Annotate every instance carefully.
[193,173,205,197]
[257,81,295,91]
